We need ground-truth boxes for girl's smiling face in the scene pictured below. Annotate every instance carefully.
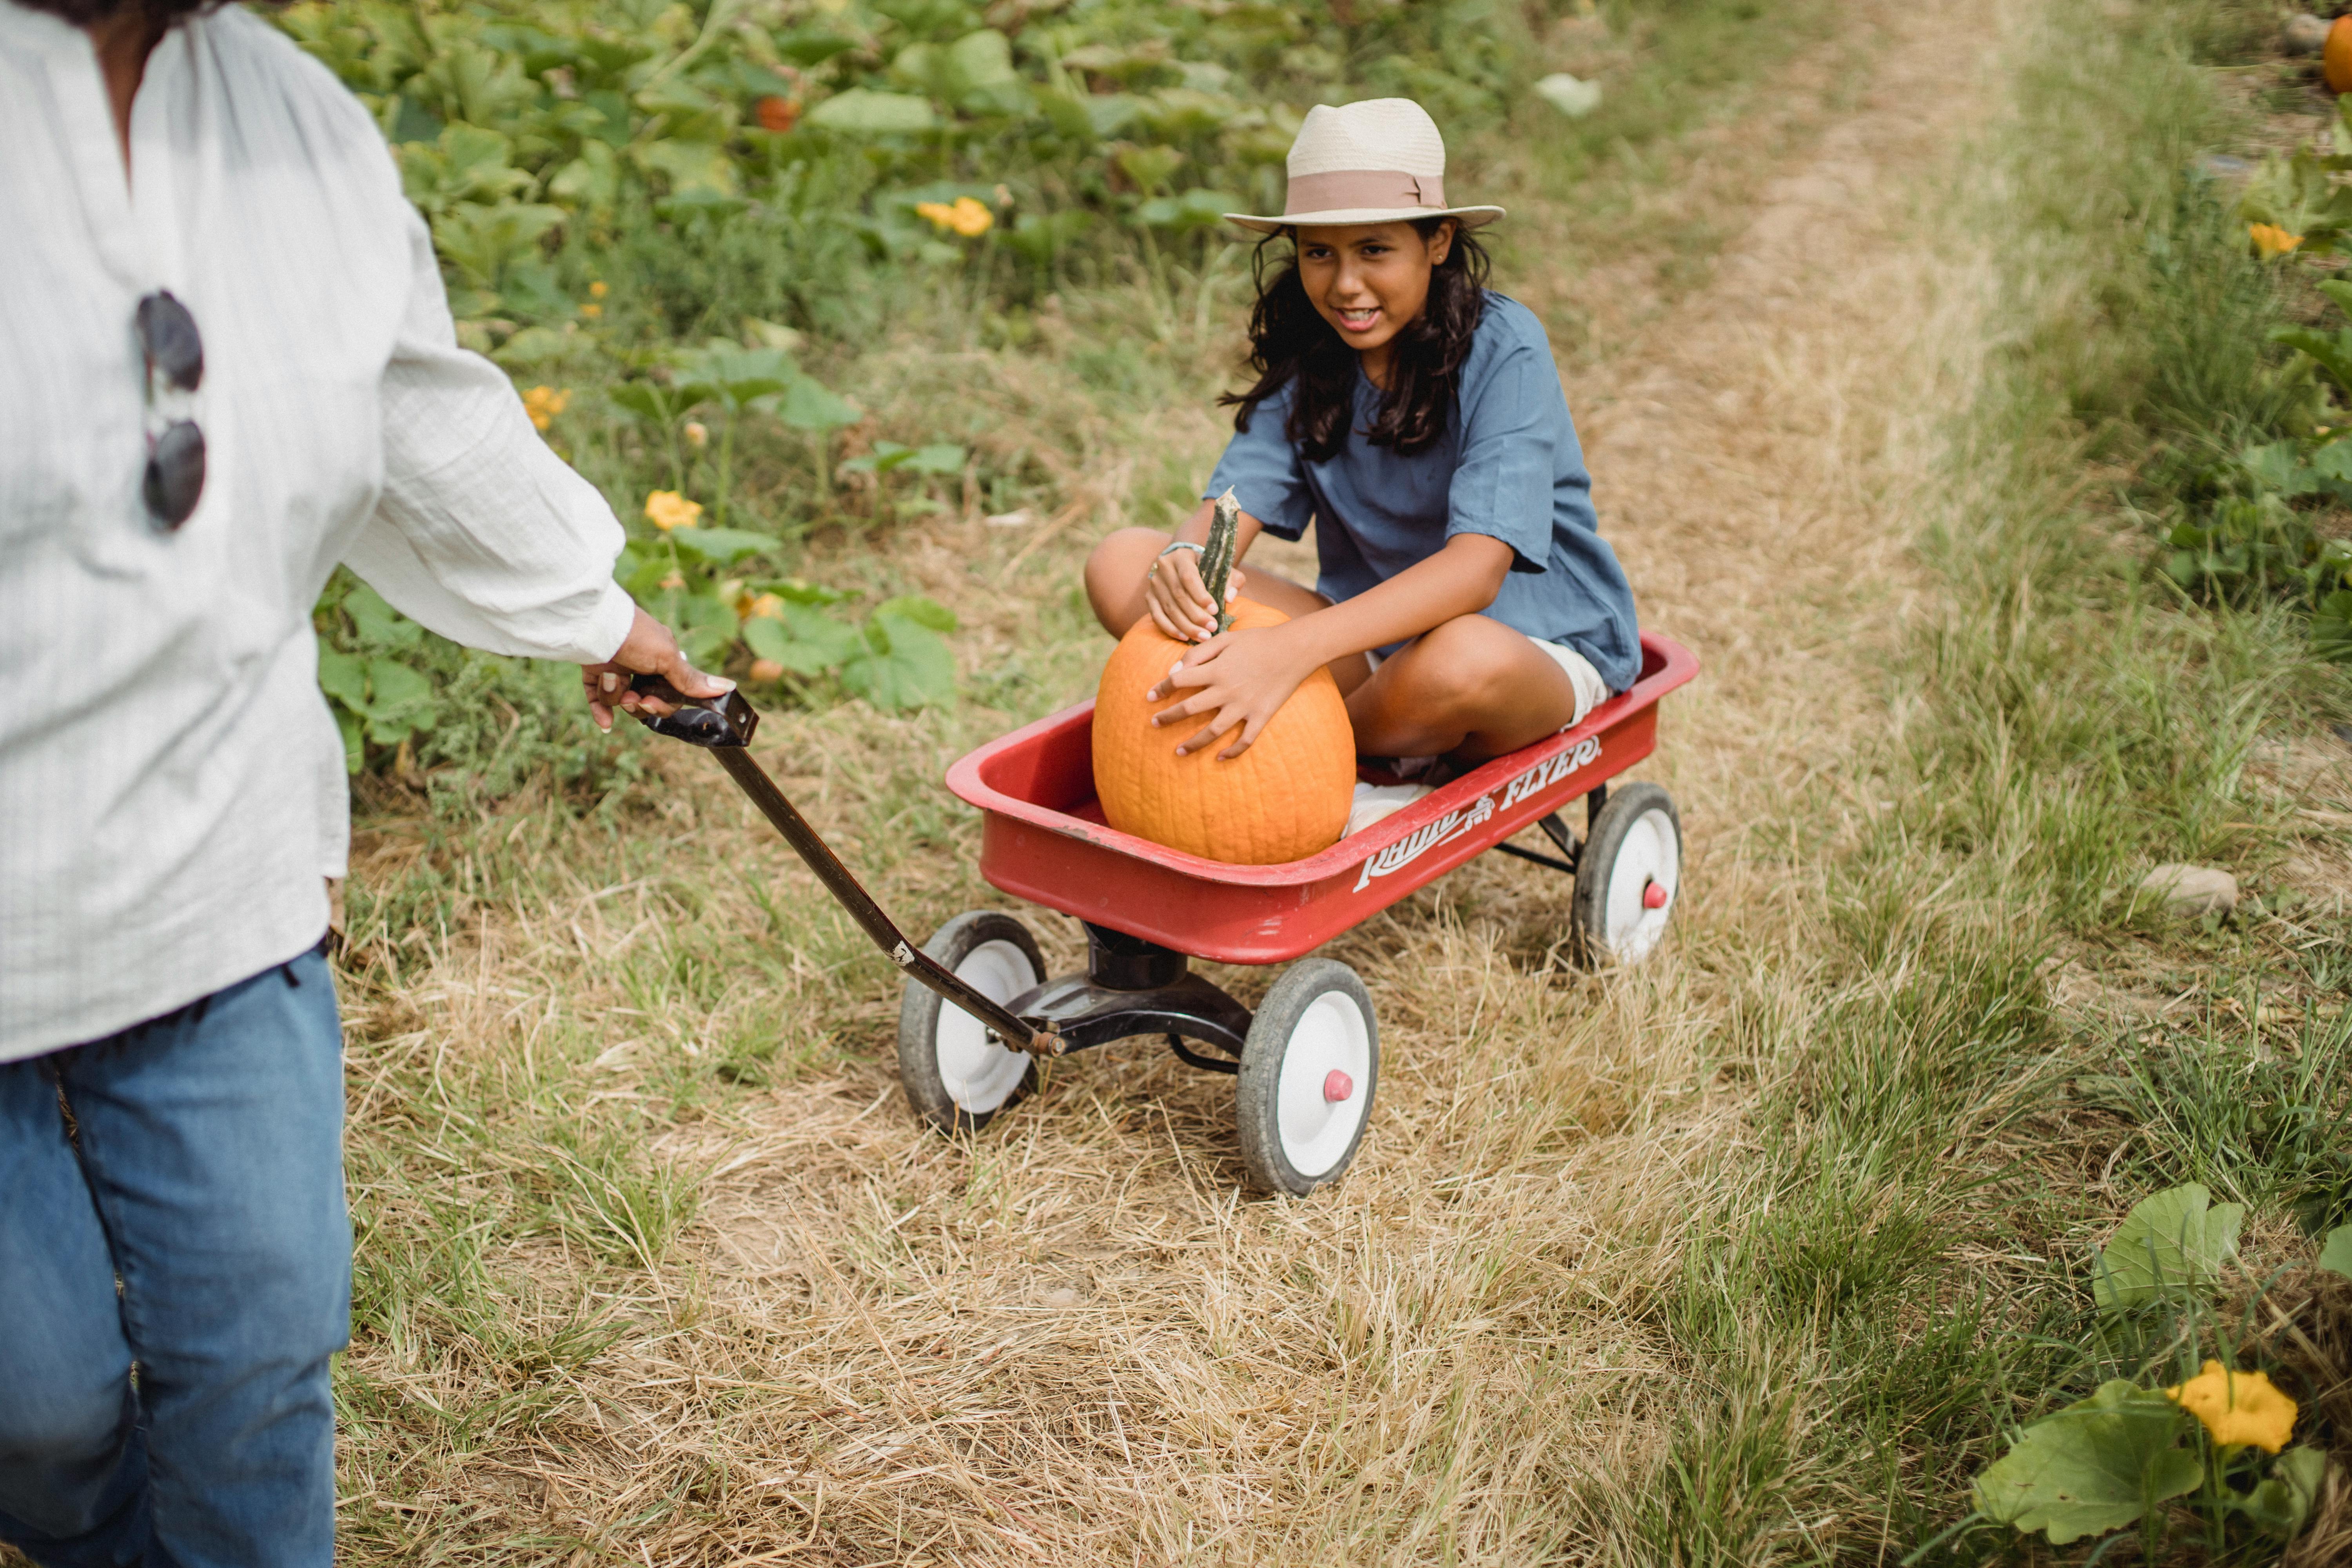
[1294,220,1456,382]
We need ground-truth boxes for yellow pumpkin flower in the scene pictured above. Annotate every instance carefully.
[2249,223,2305,259]
[522,385,570,432]
[748,592,783,619]
[580,302,603,319]
[749,657,785,683]
[2165,1360,2297,1453]
[915,196,995,238]
[589,280,609,298]
[644,490,703,532]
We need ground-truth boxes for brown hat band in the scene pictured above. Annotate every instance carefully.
[1283,168,1449,216]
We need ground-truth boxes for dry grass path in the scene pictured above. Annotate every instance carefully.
[322,1,2035,1561]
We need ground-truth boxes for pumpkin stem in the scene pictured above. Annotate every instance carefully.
[1202,488,1240,635]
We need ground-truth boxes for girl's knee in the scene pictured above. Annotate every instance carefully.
[1085,527,1169,579]
[1395,617,1518,705]
[1084,528,1172,633]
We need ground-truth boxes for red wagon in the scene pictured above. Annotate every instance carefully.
[630,631,1697,1195]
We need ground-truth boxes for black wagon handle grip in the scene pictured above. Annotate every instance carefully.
[625,671,759,748]
[624,673,1061,1057]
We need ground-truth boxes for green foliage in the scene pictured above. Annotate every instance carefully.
[1971,1381,2204,1545]
[2163,430,2352,662]
[2091,1183,2245,1313]
[2143,95,2352,660]
[740,587,858,675]
[276,0,1559,327]
[2238,95,2352,256]
[2076,1014,2352,1237]
[1941,1187,2329,1560]
[839,594,960,709]
[2252,1448,2329,1538]
[766,587,956,709]
[317,581,439,769]
[2238,151,2352,257]
[313,572,645,801]
[624,530,963,711]
[2130,185,2321,455]
[2319,1224,2352,1278]
[838,440,965,477]
[1968,1383,2328,1552]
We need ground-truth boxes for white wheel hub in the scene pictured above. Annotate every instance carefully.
[935,940,1034,1114]
[1600,807,1679,963]
[1273,990,1373,1178]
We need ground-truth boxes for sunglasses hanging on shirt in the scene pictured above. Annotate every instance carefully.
[137,291,205,530]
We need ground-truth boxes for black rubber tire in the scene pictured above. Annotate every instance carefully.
[897,910,1044,1135]
[1234,958,1379,1197]
[1570,781,1682,967]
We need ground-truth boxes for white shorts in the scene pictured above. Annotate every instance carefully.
[1533,636,1610,729]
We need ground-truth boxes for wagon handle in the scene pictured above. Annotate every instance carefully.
[624,674,1063,1058]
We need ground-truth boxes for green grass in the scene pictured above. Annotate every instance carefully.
[1540,0,2352,1559]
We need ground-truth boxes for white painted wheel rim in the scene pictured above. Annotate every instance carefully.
[1273,989,1373,1178]
[1601,808,1679,964]
[935,940,1035,1114]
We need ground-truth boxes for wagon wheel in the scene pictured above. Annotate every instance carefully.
[1571,782,1681,966]
[897,911,1044,1135]
[1234,958,1379,1196]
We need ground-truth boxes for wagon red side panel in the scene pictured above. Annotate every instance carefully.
[947,633,1697,965]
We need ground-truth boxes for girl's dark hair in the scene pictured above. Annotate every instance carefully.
[1220,217,1491,461]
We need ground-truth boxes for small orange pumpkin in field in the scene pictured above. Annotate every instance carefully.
[1092,494,1356,864]
[2328,16,2352,93]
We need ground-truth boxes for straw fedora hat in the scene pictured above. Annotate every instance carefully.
[1223,98,1504,234]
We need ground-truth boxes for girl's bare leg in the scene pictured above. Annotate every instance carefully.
[1082,528,1373,693]
[1345,613,1579,764]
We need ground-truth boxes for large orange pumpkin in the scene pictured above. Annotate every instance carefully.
[1092,597,1357,864]
[2330,16,2352,94]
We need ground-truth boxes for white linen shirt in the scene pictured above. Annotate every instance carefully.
[0,2,638,1061]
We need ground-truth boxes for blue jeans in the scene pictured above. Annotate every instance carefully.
[0,949,348,1568]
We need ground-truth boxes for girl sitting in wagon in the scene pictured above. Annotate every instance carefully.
[1085,98,1639,811]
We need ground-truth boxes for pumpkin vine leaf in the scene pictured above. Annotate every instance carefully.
[2092,1182,2243,1313]
[2317,1224,2352,1280]
[1971,1381,2203,1546]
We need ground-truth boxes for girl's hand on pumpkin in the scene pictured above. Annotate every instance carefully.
[1143,549,1246,644]
[1146,623,1308,760]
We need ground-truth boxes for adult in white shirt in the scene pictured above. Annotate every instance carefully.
[0,0,733,1560]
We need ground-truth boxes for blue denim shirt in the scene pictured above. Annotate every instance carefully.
[1203,292,1641,693]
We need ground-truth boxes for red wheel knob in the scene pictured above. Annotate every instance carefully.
[1642,881,1668,910]
[1323,1070,1354,1103]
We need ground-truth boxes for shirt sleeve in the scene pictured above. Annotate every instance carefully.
[1444,342,1559,574]
[338,201,636,664]
[1202,385,1314,541]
